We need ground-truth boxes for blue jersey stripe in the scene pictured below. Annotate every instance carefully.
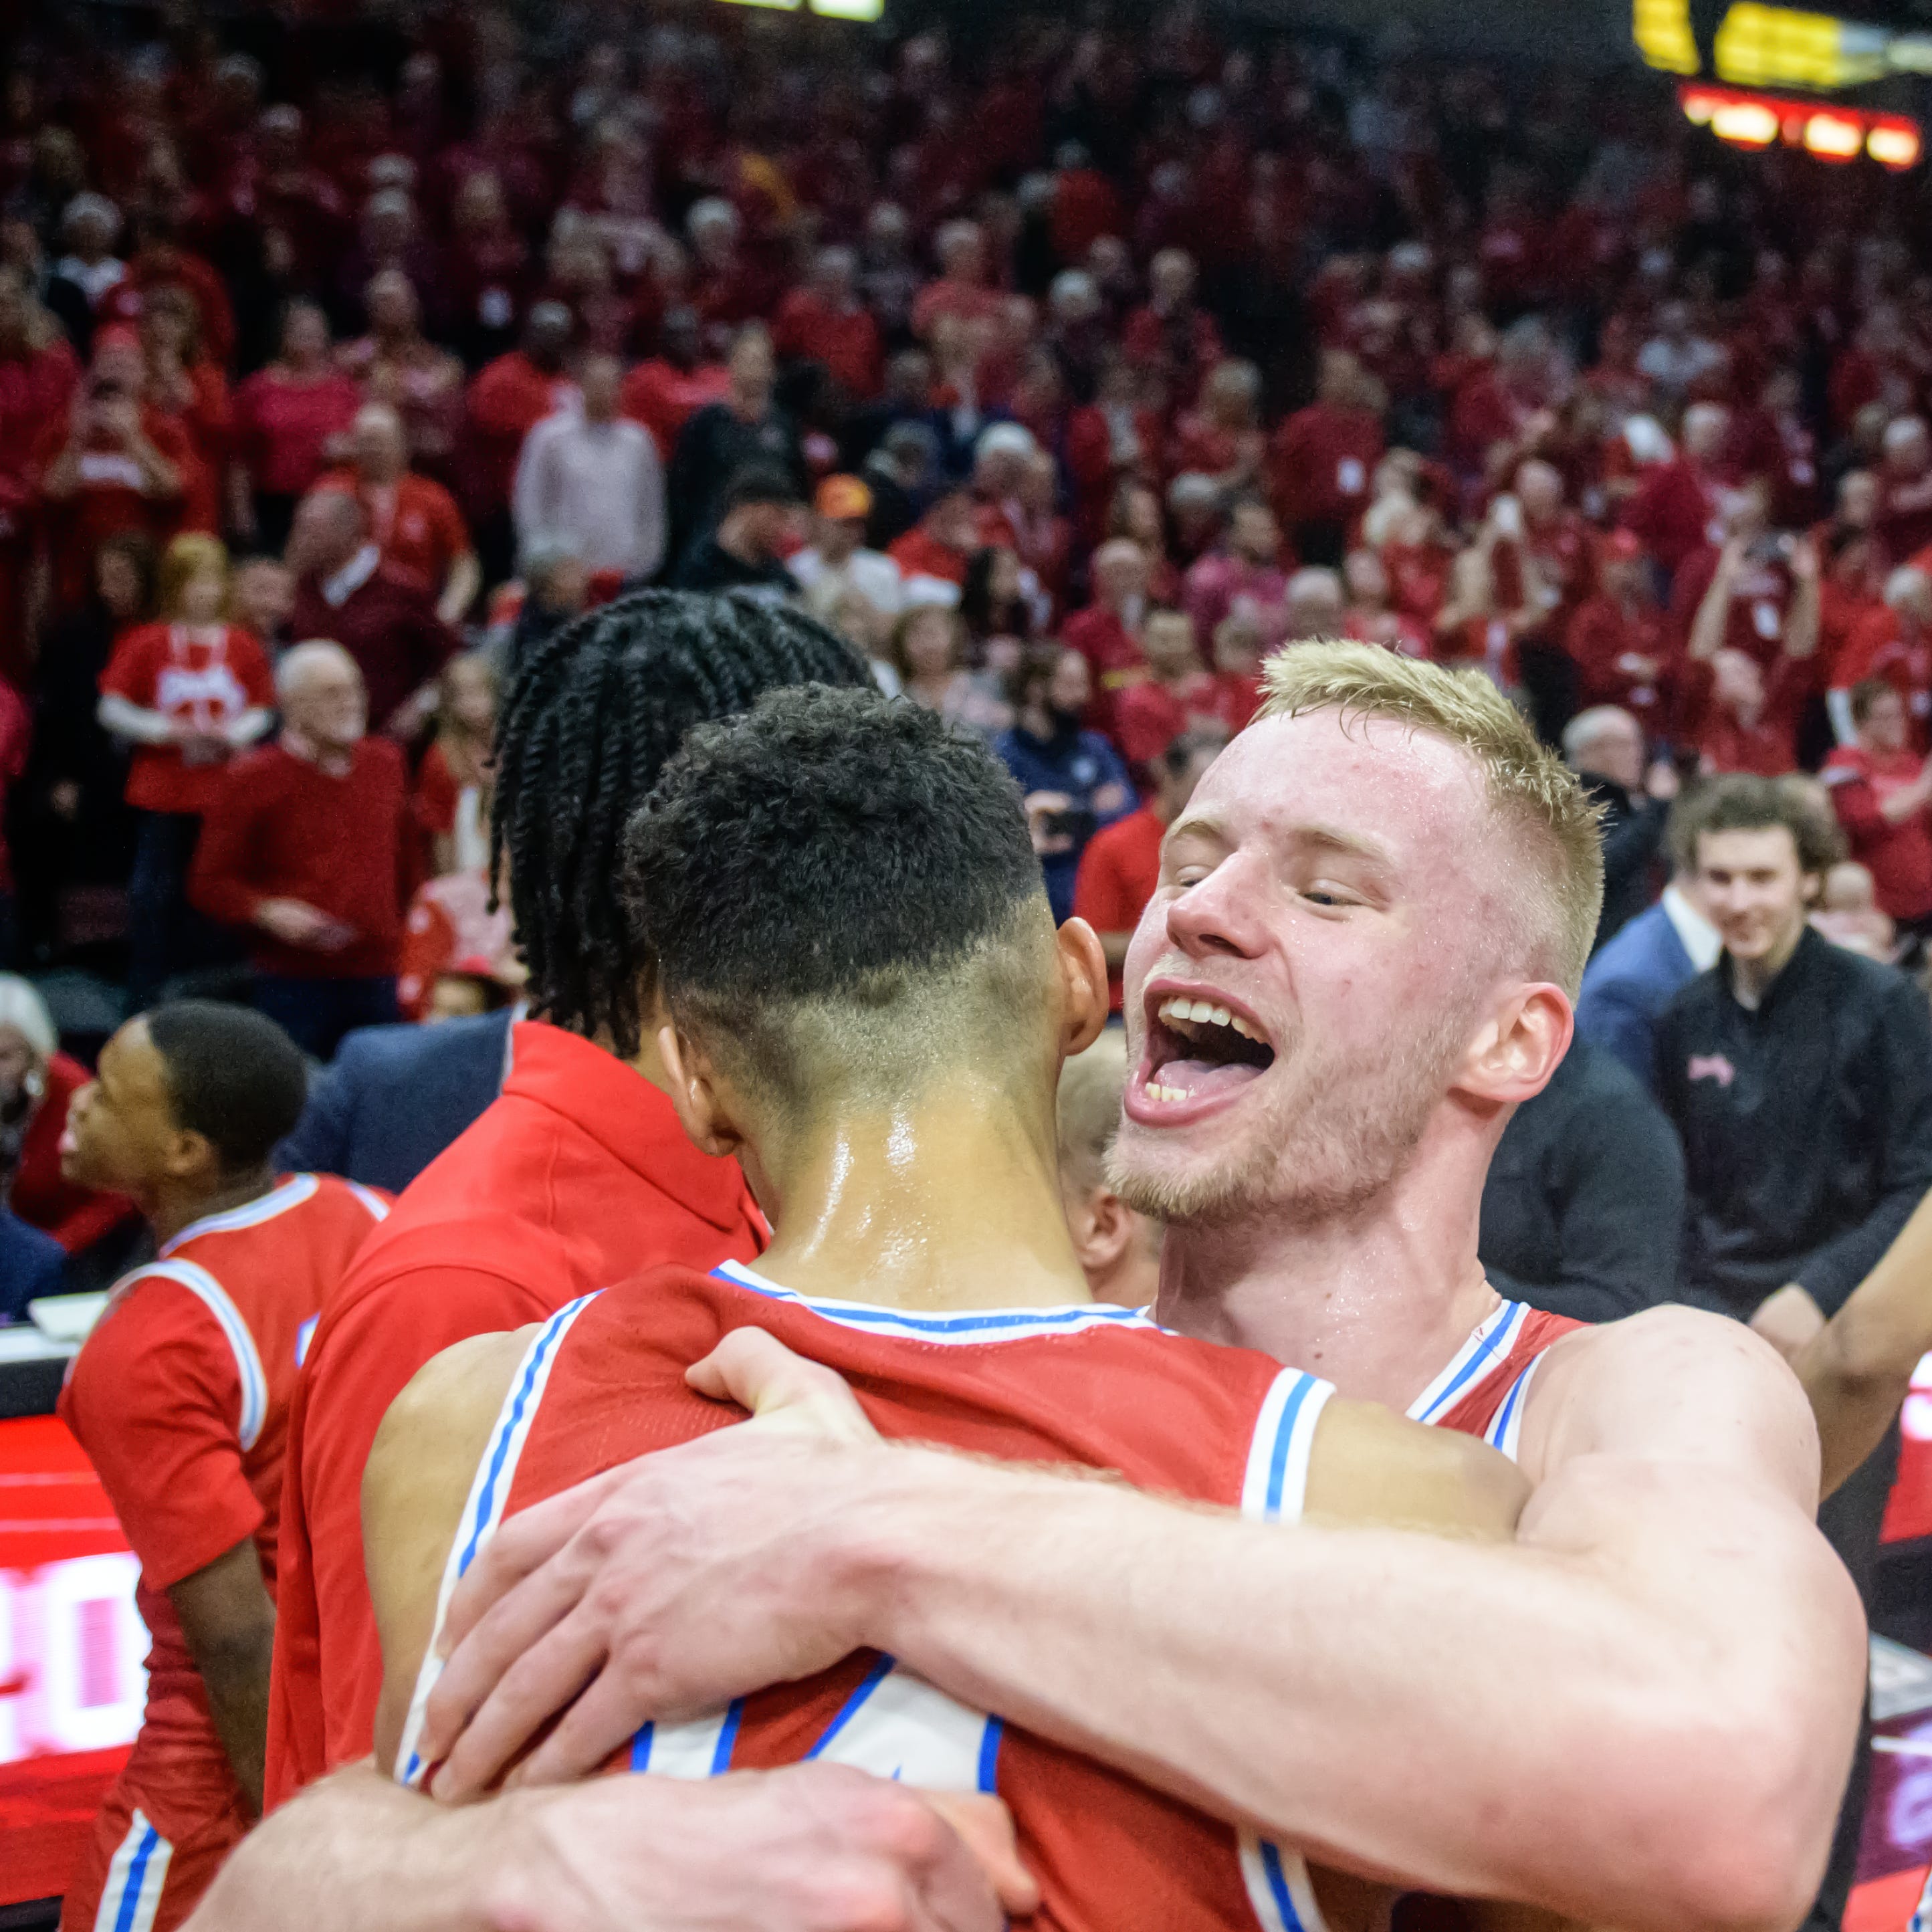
[709,1699,744,1774]
[457,1298,586,1578]
[1261,1838,1307,1932]
[807,1653,898,1759]
[1266,1374,1317,1518]
[112,1826,158,1932]
[976,1716,1003,1794]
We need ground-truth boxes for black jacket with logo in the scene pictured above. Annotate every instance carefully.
[1657,927,1932,1319]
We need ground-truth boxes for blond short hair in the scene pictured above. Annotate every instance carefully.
[1258,639,1604,994]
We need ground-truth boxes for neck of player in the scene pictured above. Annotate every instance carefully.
[1153,1117,1502,1411]
[750,1080,1093,1315]
[150,1164,280,1249]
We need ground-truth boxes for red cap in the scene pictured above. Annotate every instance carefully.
[92,323,141,356]
[1602,529,1644,562]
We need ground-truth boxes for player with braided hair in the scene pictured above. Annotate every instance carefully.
[263,590,874,1811]
[490,590,869,1056]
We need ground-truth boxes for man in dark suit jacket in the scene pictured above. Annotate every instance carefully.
[274,1008,512,1196]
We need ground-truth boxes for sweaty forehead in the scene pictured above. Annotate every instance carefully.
[1199,710,1496,864]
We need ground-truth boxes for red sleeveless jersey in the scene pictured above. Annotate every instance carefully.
[398,1261,1348,1932]
[60,1175,389,1842]
[1405,1298,1585,1455]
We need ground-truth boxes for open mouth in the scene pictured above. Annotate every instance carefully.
[1140,990,1277,1107]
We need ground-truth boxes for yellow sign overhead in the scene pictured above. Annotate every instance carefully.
[1636,0,1931,89]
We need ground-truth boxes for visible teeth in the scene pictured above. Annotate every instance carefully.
[1143,1081,1188,1103]
[1157,994,1261,1046]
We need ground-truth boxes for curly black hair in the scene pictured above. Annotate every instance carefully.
[490,589,871,1057]
[621,685,1049,1111]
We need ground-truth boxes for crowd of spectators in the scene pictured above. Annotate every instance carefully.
[5,1,1932,1267]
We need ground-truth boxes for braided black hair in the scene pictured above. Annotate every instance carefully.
[490,588,871,1057]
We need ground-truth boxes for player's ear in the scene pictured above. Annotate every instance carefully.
[1450,983,1572,1105]
[166,1128,220,1186]
[1054,918,1109,1059]
[1069,1183,1135,1275]
[655,1023,744,1161]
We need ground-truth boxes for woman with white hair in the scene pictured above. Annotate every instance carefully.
[0,974,131,1259]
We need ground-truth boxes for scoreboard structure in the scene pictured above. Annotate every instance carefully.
[1636,0,1927,162]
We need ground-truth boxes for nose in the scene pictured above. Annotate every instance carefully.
[1166,849,1272,961]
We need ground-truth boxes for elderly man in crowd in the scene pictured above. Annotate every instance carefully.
[512,351,665,583]
[189,641,411,1058]
[284,489,459,740]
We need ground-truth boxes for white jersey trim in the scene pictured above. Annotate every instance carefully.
[1237,1368,1335,1932]
[346,1180,391,1223]
[112,1260,270,1451]
[395,1292,602,1791]
[92,1805,171,1932]
[1240,1369,1333,1525]
[1406,1299,1530,1424]
[711,1260,1160,1344]
[157,1174,318,1257]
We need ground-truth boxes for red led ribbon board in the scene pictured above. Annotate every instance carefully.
[0,1413,142,1907]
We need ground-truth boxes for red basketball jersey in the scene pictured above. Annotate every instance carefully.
[398,1261,1344,1932]
[60,1175,389,1844]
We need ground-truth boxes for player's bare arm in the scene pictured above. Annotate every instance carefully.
[1782,1183,1932,1497]
[169,1538,279,1814]
[419,1303,1862,1932]
[182,1329,1030,1932]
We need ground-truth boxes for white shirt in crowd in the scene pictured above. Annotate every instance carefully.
[512,409,666,580]
[788,545,905,623]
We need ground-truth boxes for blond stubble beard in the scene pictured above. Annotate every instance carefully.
[1106,994,1481,1231]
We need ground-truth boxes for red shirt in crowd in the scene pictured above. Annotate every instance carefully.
[910,278,1005,341]
[1834,607,1932,744]
[314,468,470,594]
[1111,672,1222,771]
[1881,465,1932,562]
[286,550,459,733]
[1565,593,1675,724]
[29,405,209,613]
[1677,655,1813,776]
[58,1176,387,1927]
[619,358,732,458]
[772,288,884,401]
[1271,401,1382,532]
[0,338,78,540]
[189,737,413,980]
[1073,804,1167,1012]
[9,1051,134,1253]
[98,621,275,815]
[887,523,972,591]
[1668,544,1794,665]
[263,1021,767,1806]
[1061,601,1150,730]
[1822,745,1932,922]
[463,350,576,516]
[1623,457,1725,577]
[231,366,362,498]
